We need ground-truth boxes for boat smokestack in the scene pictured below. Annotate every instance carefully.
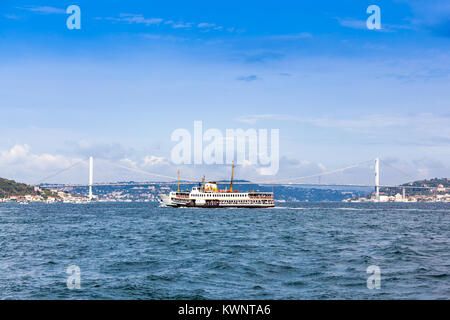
[229,161,234,193]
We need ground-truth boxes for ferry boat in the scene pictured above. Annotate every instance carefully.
[159,163,274,208]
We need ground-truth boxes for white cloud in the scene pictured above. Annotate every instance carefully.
[142,155,168,167]
[241,159,253,167]
[4,14,20,20]
[105,13,163,26]
[198,22,216,28]
[265,32,313,40]
[0,145,175,184]
[139,33,189,42]
[1,144,448,186]
[197,22,223,31]
[17,6,65,14]
[0,145,84,184]
[119,158,138,168]
[235,113,450,138]
[172,22,194,29]
[337,18,367,30]
[97,14,229,32]
[0,145,77,169]
[0,144,29,164]
[336,18,412,32]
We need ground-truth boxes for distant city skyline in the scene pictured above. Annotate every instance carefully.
[1,0,449,184]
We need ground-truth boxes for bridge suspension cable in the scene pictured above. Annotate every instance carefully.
[379,159,417,182]
[37,156,431,190]
[34,158,87,185]
[256,159,375,184]
[96,159,179,181]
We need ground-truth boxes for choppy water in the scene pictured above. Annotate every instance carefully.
[0,202,449,299]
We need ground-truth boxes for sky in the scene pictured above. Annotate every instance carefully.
[0,0,449,185]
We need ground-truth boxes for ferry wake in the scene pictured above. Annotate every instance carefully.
[159,163,274,208]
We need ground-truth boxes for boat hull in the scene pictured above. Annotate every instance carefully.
[163,198,274,208]
[167,203,274,208]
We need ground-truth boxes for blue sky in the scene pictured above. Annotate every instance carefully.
[0,0,449,184]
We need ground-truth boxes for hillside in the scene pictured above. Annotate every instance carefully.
[402,178,450,188]
[0,178,60,200]
[0,178,36,198]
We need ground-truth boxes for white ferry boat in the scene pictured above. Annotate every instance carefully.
[159,164,274,208]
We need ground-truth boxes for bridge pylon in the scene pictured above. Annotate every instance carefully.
[89,156,94,200]
[375,158,380,201]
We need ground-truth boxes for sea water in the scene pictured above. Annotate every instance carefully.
[0,202,448,299]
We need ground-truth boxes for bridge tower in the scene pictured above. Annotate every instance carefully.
[375,158,380,201]
[89,156,94,200]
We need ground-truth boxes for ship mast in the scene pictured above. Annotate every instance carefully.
[229,161,234,192]
[177,170,180,192]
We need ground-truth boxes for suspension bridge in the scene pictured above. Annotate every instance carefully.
[35,156,432,201]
